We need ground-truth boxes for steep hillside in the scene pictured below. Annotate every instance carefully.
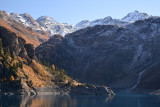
[0,11,49,47]
[0,26,53,94]
[0,26,113,95]
[36,17,160,90]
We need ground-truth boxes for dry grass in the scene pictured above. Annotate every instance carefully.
[0,12,49,47]
[11,57,52,87]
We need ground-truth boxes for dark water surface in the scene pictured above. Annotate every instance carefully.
[0,93,160,107]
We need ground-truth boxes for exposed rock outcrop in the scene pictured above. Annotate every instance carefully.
[0,26,36,60]
[24,44,36,59]
[33,85,115,96]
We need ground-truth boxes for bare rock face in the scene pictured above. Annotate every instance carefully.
[0,26,36,60]
[0,26,25,56]
[36,17,160,89]
[24,44,36,59]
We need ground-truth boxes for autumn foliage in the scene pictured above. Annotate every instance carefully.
[10,75,15,81]
[52,64,55,70]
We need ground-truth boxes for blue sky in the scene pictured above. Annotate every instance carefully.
[0,0,160,24]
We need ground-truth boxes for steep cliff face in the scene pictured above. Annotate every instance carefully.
[36,17,160,89]
[0,26,36,60]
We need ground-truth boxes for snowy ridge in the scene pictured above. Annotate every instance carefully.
[2,10,157,37]
[75,20,91,29]
[9,13,43,32]
[36,16,77,36]
[121,10,151,22]
[75,10,153,29]
[75,17,128,29]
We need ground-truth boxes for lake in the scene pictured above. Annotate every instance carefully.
[0,93,160,107]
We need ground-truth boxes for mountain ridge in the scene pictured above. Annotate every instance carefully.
[1,10,157,37]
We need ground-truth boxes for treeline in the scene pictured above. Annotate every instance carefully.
[38,58,72,83]
[0,38,23,82]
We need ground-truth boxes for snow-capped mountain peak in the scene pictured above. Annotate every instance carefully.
[2,10,157,37]
[9,12,43,32]
[36,16,76,36]
[121,10,150,22]
[75,20,91,29]
[36,16,58,25]
[103,16,112,20]
[75,11,153,29]
[76,16,128,29]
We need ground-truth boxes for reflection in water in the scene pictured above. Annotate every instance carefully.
[0,94,160,107]
[105,94,115,103]
[21,95,78,107]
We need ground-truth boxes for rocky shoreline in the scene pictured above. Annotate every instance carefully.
[111,88,160,96]
[0,82,115,96]
[2,84,160,96]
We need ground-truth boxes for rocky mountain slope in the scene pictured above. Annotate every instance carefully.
[0,10,76,37]
[0,26,113,95]
[36,17,160,90]
[0,11,49,47]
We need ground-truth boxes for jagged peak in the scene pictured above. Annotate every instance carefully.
[21,12,31,17]
[121,10,150,22]
[75,20,91,28]
[104,16,113,20]
[36,16,56,22]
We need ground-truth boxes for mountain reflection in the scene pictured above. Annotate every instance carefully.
[0,94,112,107]
[2,94,159,107]
[20,95,78,107]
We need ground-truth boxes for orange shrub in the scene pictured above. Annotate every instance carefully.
[52,64,55,70]
[10,75,15,81]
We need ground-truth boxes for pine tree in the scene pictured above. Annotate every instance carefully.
[11,52,15,63]
[10,75,14,81]
[0,39,3,56]
[38,59,42,64]
[19,61,23,69]
[12,63,18,72]
[4,47,10,60]
[43,60,46,66]
[3,55,9,67]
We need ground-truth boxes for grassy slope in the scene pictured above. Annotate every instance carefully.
[0,11,49,47]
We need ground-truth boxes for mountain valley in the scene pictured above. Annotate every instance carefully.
[0,10,160,95]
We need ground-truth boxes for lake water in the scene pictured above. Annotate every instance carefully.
[0,93,160,107]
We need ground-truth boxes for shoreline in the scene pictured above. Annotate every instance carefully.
[1,88,160,97]
[0,85,115,96]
